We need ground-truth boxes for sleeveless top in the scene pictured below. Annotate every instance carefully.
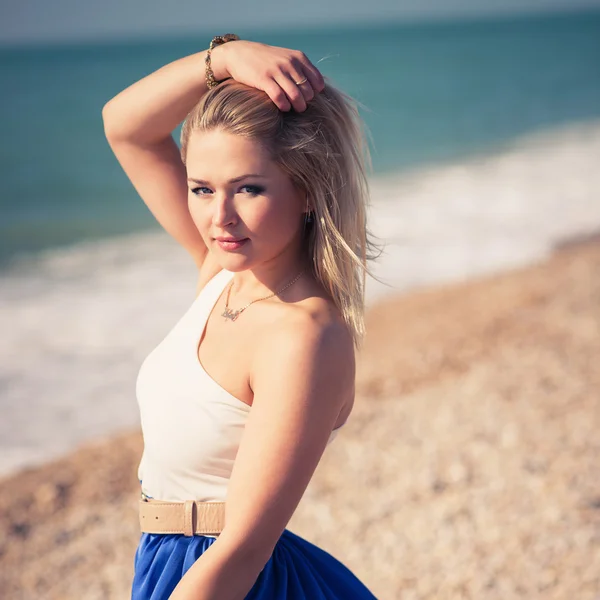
[136,268,346,518]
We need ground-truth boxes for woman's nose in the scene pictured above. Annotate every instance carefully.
[212,193,237,226]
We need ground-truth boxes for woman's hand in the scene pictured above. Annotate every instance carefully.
[210,40,325,113]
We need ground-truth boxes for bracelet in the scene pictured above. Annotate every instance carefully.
[205,33,240,89]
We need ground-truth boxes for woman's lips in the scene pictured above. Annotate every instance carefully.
[215,238,249,251]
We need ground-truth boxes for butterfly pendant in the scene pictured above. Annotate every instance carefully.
[222,307,242,322]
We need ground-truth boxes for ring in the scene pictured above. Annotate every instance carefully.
[294,77,308,86]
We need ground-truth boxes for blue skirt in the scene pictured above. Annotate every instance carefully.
[131,529,378,599]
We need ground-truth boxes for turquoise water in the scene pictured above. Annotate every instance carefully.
[1,9,600,265]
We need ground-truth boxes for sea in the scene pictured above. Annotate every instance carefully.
[1,9,600,477]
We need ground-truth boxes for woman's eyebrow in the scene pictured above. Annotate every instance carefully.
[187,174,267,184]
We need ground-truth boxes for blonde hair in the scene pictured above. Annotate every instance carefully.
[180,78,384,349]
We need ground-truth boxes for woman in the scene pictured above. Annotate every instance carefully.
[103,35,381,600]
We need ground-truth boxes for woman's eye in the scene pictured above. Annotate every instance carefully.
[240,185,264,196]
[191,187,212,195]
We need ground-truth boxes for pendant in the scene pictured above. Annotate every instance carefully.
[222,307,241,321]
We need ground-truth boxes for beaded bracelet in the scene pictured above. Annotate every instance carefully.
[205,33,240,89]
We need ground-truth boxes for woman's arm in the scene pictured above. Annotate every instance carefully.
[102,40,323,142]
[166,536,265,600]
[101,40,324,269]
[168,314,354,600]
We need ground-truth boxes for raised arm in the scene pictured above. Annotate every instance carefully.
[101,40,324,270]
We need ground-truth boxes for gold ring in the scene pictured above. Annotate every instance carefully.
[294,77,308,86]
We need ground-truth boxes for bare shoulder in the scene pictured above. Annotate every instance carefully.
[279,298,353,350]
[270,286,353,348]
[250,292,356,393]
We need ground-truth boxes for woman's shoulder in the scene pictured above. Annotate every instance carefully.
[250,293,355,411]
[248,278,355,405]
[264,283,354,360]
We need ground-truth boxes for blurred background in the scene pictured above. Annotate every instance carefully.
[1,1,599,599]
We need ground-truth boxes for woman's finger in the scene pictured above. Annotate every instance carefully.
[261,78,291,111]
[297,79,315,103]
[293,52,325,92]
[274,72,307,112]
[284,67,315,103]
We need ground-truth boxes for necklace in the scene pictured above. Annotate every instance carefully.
[221,270,305,322]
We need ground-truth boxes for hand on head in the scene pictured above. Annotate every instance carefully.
[210,40,326,113]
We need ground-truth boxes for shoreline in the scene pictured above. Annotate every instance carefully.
[1,237,598,598]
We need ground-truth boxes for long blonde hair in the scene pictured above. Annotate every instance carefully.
[180,78,384,349]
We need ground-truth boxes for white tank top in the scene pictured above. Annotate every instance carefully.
[136,268,345,519]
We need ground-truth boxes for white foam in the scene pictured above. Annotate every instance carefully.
[2,119,600,478]
[366,119,600,300]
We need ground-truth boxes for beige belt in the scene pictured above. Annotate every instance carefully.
[139,497,226,536]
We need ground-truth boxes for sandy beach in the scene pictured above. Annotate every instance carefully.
[1,235,598,600]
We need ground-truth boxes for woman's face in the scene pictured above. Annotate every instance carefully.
[185,129,306,270]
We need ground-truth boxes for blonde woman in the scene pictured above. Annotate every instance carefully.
[103,36,381,600]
